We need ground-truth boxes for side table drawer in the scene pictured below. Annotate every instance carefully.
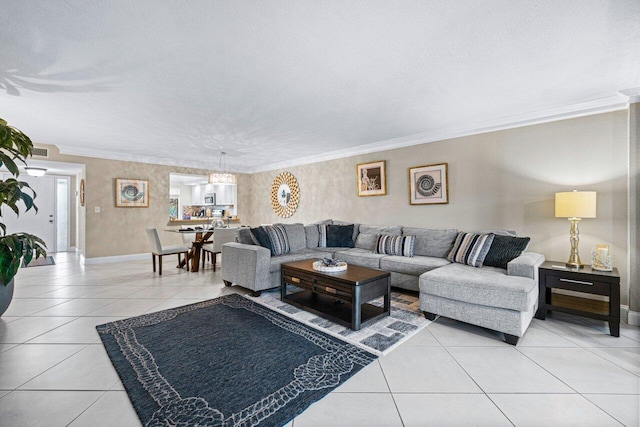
[545,274,610,295]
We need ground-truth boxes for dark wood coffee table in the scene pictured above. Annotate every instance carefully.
[281,259,391,331]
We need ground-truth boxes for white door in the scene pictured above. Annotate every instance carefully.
[1,174,56,252]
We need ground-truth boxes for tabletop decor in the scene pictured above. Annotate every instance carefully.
[409,163,448,205]
[0,118,47,317]
[270,172,299,218]
[97,294,375,426]
[312,258,348,272]
[356,160,386,197]
[592,244,613,271]
[115,178,149,207]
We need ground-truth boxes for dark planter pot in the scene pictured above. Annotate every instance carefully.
[0,279,14,317]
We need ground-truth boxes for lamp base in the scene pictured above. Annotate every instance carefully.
[565,261,584,269]
[565,218,584,269]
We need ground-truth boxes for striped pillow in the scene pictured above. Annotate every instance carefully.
[263,224,290,256]
[374,234,415,257]
[447,232,495,267]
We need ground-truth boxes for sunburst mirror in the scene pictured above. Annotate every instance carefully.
[270,172,299,218]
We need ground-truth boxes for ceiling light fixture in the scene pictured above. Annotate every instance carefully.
[25,167,47,177]
[208,152,236,185]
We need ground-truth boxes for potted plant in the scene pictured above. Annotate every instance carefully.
[0,118,47,316]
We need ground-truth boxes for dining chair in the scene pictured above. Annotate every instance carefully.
[145,227,191,275]
[201,227,238,271]
[180,225,197,248]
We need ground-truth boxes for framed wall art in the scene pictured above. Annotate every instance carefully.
[270,172,299,218]
[356,160,386,197]
[115,178,149,208]
[408,163,448,205]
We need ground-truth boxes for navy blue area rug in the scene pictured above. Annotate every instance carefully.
[97,293,376,426]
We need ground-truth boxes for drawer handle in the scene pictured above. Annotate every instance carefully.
[325,286,337,294]
[291,277,300,284]
[560,278,593,286]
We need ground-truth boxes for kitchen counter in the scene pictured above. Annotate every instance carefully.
[168,218,241,226]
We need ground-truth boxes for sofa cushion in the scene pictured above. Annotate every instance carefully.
[237,228,257,245]
[304,224,320,248]
[483,235,531,269]
[268,249,333,273]
[319,224,355,248]
[314,219,333,225]
[263,225,290,256]
[375,234,415,257]
[420,263,537,312]
[402,227,458,258]
[447,232,495,267]
[380,255,450,276]
[279,223,306,252]
[355,224,402,250]
[334,248,386,269]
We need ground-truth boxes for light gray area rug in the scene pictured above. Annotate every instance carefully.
[250,289,431,356]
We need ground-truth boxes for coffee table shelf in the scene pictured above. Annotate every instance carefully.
[284,289,387,329]
[281,260,391,331]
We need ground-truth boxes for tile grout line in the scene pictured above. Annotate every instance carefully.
[377,358,406,427]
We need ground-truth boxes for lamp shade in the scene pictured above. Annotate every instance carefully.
[555,191,596,218]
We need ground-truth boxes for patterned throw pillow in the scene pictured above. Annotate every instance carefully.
[447,232,495,267]
[483,235,531,269]
[318,224,355,248]
[262,224,290,256]
[374,234,415,257]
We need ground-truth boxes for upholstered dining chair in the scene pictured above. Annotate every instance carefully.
[201,227,238,271]
[145,227,191,275]
[180,225,197,248]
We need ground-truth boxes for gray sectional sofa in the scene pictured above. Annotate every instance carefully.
[221,220,544,345]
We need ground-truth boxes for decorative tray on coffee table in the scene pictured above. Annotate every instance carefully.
[312,259,348,273]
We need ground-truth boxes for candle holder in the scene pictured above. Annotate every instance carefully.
[591,246,613,271]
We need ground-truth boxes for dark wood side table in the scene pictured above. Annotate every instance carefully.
[535,261,620,336]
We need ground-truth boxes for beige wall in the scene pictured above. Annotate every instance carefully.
[247,111,630,306]
[39,146,250,258]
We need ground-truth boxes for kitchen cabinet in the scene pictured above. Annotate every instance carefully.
[190,184,235,205]
[212,184,236,205]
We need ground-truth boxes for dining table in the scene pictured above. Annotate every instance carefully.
[165,228,214,272]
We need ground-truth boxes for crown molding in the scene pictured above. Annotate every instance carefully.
[249,94,630,173]
[55,145,253,174]
[56,93,631,174]
[619,87,640,103]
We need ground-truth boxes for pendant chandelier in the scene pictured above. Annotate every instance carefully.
[208,151,236,185]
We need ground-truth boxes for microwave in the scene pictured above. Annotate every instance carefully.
[204,195,215,204]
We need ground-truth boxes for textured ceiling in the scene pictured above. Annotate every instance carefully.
[2,1,639,173]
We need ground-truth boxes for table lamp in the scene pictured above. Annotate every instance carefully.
[555,190,596,268]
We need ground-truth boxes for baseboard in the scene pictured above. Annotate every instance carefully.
[628,310,640,326]
[621,305,629,323]
[83,252,149,265]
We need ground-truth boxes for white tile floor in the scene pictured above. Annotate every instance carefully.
[0,252,638,426]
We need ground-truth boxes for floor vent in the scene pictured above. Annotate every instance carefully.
[31,147,49,158]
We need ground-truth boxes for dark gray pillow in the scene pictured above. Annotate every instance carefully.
[483,235,531,269]
[319,224,355,248]
[250,227,272,253]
